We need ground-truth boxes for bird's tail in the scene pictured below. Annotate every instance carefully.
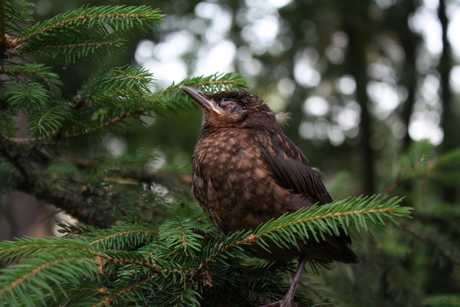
[337,244,360,263]
[325,234,361,263]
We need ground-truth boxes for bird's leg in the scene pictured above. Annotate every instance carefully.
[190,227,214,242]
[261,257,309,307]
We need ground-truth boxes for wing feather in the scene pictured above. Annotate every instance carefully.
[258,131,357,253]
[259,133,332,205]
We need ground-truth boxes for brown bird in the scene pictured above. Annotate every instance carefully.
[181,86,359,307]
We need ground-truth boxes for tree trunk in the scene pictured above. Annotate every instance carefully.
[343,0,375,195]
[438,0,458,203]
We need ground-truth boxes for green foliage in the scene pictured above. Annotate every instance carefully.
[0,1,250,144]
[3,64,62,95]
[0,1,247,226]
[15,5,164,64]
[327,140,460,307]
[155,72,250,113]
[3,0,34,35]
[253,195,409,249]
[27,101,71,138]
[423,295,460,307]
[0,196,410,306]
[3,82,49,111]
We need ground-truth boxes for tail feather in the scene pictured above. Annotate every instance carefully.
[325,233,360,263]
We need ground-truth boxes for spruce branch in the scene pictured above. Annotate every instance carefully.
[82,156,128,193]
[91,273,158,307]
[16,36,126,65]
[13,169,120,227]
[87,223,159,249]
[138,72,251,115]
[158,219,205,257]
[251,195,408,251]
[177,72,250,92]
[18,5,163,43]
[4,72,249,143]
[403,223,460,266]
[0,136,32,187]
[0,255,102,306]
[197,195,410,271]
[3,82,49,112]
[75,66,153,102]
[27,102,71,138]
[58,108,144,141]
[0,194,411,306]
[80,150,158,195]
[3,63,62,95]
[3,5,163,65]
[384,140,460,194]
[3,0,34,35]
[0,237,105,266]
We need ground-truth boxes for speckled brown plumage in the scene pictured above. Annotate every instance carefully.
[181,86,359,307]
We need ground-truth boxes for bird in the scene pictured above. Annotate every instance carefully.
[181,86,360,307]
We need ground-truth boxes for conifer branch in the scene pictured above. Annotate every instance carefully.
[197,195,409,271]
[0,194,411,306]
[92,274,158,307]
[383,140,460,194]
[0,256,102,301]
[89,229,159,246]
[3,64,62,94]
[403,224,460,266]
[15,6,164,44]
[82,158,127,193]
[0,137,32,187]
[18,39,120,53]
[4,72,249,143]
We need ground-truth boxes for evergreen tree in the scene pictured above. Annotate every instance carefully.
[0,1,458,306]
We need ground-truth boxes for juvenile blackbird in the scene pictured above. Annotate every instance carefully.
[181,86,359,307]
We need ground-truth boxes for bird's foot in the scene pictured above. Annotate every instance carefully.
[260,257,308,307]
[190,227,214,241]
[260,293,298,307]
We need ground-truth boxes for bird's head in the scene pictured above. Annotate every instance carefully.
[180,86,277,130]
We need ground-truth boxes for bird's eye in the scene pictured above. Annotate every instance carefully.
[220,100,243,113]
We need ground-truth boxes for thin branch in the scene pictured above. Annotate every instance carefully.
[0,257,102,296]
[7,108,145,144]
[82,159,126,193]
[12,40,120,56]
[90,229,159,246]
[403,224,460,266]
[91,274,158,307]
[382,176,405,195]
[0,138,32,186]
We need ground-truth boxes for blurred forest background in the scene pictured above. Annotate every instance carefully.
[21,0,460,192]
[1,0,460,306]
[25,0,460,193]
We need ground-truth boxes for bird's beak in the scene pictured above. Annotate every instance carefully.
[180,86,222,115]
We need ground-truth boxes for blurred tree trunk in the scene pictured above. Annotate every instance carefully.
[396,1,420,151]
[438,0,458,203]
[343,0,375,195]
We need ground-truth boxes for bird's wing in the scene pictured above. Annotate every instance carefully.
[257,130,358,261]
[259,131,333,205]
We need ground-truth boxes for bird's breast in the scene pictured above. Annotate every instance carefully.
[192,129,289,233]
